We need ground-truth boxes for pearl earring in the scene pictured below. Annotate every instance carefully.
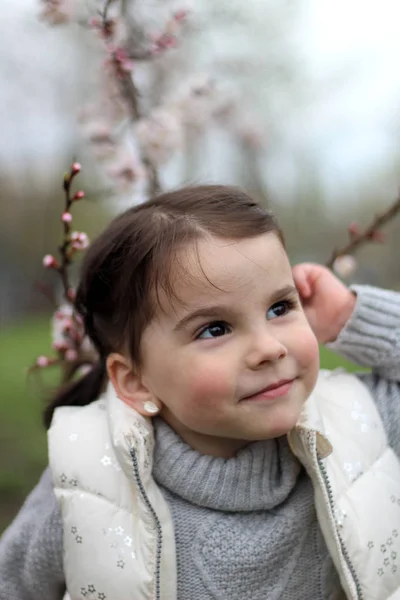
[143,401,159,415]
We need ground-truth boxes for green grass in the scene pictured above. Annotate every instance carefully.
[0,315,60,532]
[0,316,363,533]
[319,345,361,373]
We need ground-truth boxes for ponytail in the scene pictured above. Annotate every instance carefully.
[43,360,106,429]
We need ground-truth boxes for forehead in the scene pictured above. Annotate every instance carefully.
[159,232,292,313]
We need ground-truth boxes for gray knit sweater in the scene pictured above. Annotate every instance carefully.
[1,285,400,600]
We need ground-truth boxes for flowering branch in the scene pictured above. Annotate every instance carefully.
[87,0,191,196]
[109,53,161,195]
[33,162,92,371]
[58,162,86,300]
[326,191,400,274]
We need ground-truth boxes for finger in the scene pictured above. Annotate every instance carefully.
[292,265,312,298]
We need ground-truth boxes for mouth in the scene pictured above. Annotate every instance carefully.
[241,379,295,402]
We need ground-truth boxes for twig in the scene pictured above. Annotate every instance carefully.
[325,191,400,268]
[102,0,117,23]
[58,164,81,300]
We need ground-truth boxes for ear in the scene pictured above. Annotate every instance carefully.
[106,353,162,417]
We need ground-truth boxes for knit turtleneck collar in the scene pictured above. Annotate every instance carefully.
[152,418,302,512]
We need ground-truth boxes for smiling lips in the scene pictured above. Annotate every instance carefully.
[241,379,295,401]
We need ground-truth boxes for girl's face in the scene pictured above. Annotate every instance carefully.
[139,232,320,457]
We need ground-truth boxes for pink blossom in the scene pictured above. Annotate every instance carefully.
[152,33,178,54]
[53,341,69,353]
[43,254,59,268]
[65,349,78,362]
[82,122,116,159]
[89,16,116,40]
[174,9,188,22]
[107,155,146,190]
[52,305,95,362]
[114,48,135,73]
[88,16,100,28]
[171,75,222,129]
[151,9,188,55]
[136,109,183,165]
[52,305,79,351]
[71,162,81,175]
[71,231,89,251]
[348,222,359,236]
[36,356,50,367]
[39,0,75,26]
[73,190,85,201]
[62,318,73,332]
[105,47,134,79]
[62,212,72,223]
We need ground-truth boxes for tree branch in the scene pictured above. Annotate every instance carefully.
[325,191,400,268]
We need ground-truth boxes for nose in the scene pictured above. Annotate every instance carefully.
[245,328,287,369]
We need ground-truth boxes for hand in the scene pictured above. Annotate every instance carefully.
[292,263,357,344]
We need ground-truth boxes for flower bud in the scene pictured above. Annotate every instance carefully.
[62,212,72,223]
[63,318,73,333]
[333,255,357,279]
[53,341,68,353]
[71,162,81,175]
[73,190,85,201]
[174,9,188,22]
[36,355,50,367]
[71,231,89,250]
[65,349,78,362]
[43,254,59,269]
[348,222,359,236]
[114,48,134,73]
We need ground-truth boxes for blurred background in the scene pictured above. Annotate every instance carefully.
[1,0,400,532]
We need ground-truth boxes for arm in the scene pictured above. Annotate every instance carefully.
[292,263,400,381]
[293,263,400,454]
[327,285,400,381]
[0,468,65,600]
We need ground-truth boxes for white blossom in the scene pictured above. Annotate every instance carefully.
[136,108,183,165]
[333,255,357,279]
[39,0,76,26]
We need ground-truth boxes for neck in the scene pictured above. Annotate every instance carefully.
[152,417,302,512]
[161,411,251,458]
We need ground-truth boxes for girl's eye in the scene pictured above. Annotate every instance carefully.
[267,299,295,320]
[197,321,231,340]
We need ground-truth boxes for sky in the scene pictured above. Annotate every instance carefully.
[297,0,400,195]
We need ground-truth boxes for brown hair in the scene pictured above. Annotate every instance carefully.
[44,184,283,427]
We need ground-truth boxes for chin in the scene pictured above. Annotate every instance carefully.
[254,412,303,440]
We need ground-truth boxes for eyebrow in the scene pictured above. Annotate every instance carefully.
[173,284,299,332]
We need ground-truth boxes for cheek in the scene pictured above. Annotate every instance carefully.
[185,361,234,402]
[174,359,235,423]
[291,323,320,370]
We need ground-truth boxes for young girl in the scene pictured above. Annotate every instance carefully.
[1,184,400,600]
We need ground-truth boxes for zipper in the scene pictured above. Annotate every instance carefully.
[317,454,363,600]
[129,447,162,600]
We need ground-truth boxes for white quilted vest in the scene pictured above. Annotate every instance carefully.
[49,370,400,600]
